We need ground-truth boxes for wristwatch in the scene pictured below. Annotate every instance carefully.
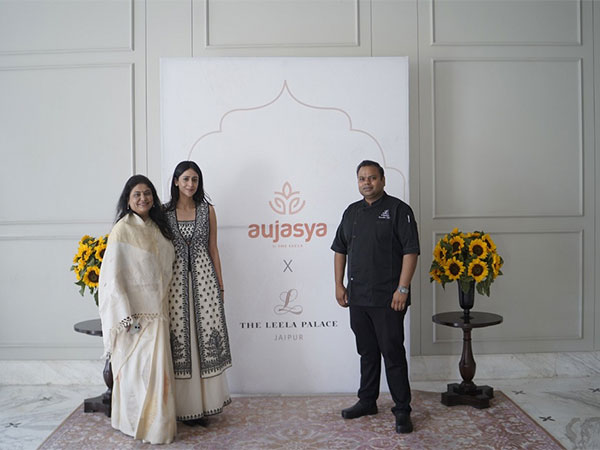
[396,285,409,294]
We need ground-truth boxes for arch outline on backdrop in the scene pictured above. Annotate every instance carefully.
[186,80,406,199]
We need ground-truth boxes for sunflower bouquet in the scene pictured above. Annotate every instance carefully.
[70,234,108,306]
[429,228,503,296]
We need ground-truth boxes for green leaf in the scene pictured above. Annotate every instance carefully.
[476,283,484,296]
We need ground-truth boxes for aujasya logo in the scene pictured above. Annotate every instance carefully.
[248,182,327,243]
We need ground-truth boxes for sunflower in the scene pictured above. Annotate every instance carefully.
[492,253,503,277]
[469,238,488,259]
[76,243,90,260]
[449,235,465,255]
[95,242,107,261]
[430,267,442,283]
[482,233,497,252]
[433,244,446,263]
[83,266,100,288]
[444,257,465,281]
[79,235,92,245]
[83,248,93,262]
[468,259,489,283]
[429,229,503,296]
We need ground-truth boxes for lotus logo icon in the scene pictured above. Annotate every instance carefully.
[269,182,306,215]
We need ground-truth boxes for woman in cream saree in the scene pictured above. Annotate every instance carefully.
[99,175,177,444]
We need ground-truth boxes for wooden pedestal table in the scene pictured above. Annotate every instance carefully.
[73,319,112,417]
[432,311,503,409]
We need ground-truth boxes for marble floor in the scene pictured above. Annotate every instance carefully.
[1,377,599,450]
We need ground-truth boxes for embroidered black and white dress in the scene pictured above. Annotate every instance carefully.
[166,203,232,420]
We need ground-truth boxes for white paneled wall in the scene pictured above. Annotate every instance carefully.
[0,0,146,359]
[417,0,596,355]
[0,0,598,359]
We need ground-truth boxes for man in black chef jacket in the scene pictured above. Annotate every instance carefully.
[331,160,419,434]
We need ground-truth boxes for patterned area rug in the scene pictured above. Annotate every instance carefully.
[39,390,564,449]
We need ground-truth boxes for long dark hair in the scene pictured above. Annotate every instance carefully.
[115,174,172,240]
[164,161,211,211]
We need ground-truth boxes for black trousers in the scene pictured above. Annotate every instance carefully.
[349,305,411,414]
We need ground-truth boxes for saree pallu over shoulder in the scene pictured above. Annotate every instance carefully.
[166,205,232,379]
[98,213,177,444]
[99,213,175,358]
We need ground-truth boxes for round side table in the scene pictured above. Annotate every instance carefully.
[432,311,503,409]
[74,319,112,417]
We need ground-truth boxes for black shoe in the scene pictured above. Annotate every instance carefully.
[395,413,413,434]
[341,401,378,419]
[183,417,208,427]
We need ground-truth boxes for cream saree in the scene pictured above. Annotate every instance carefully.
[99,213,176,444]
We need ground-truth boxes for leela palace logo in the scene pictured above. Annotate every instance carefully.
[274,288,302,315]
[247,181,327,244]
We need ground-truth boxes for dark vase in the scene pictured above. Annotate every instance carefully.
[458,281,475,317]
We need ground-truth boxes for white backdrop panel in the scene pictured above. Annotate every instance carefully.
[161,57,409,394]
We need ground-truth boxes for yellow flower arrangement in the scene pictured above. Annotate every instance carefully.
[429,228,503,296]
[70,234,108,306]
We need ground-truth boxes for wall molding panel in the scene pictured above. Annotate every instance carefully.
[431,58,583,219]
[0,63,136,223]
[0,0,134,55]
[430,0,582,46]
[203,0,361,48]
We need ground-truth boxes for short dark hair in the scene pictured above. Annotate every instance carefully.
[356,160,384,177]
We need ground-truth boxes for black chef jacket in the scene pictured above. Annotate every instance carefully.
[331,192,420,307]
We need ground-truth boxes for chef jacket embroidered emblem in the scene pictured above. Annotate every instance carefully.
[378,209,391,220]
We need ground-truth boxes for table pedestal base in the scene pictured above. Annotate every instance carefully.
[73,320,113,417]
[83,391,111,417]
[441,383,494,409]
[83,357,112,417]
